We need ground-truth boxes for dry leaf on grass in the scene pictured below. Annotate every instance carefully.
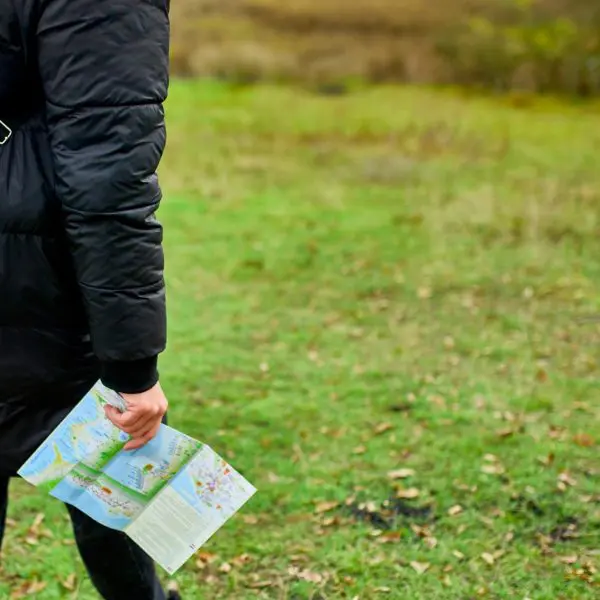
[452,550,465,560]
[481,552,495,565]
[396,488,420,499]
[247,581,274,589]
[61,574,77,591]
[288,567,325,584]
[231,554,252,567]
[242,514,259,525]
[558,472,577,487]
[377,532,402,544]
[196,552,218,570]
[314,501,339,514]
[373,422,394,435]
[10,581,47,599]
[559,555,578,564]
[353,445,367,455]
[481,464,505,475]
[218,562,232,574]
[573,433,595,447]
[448,505,463,517]
[388,468,415,480]
[537,454,554,467]
[496,427,515,438]
[410,561,430,575]
[30,514,44,532]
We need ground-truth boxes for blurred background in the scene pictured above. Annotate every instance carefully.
[3,1,600,599]
[170,0,600,95]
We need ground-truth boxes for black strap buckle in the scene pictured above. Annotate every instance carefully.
[0,120,12,145]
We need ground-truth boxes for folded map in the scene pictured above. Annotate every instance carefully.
[18,382,256,574]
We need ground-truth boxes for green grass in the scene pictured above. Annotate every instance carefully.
[1,82,599,599]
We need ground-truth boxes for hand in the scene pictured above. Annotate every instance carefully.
[104,382,168,450]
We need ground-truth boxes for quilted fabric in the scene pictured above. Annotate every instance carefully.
[0,0,170,472]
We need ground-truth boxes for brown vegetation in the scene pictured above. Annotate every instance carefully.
[170,0,600,94]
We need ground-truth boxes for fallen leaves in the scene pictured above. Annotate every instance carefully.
[565,561,597,584]
[410,561,430,575]
[496,427,516,438]
[448,505,464,517]
[61,574,77,591]
[537,453,554,467]
[10,581,47,599]
[195,552,218,570]
[557,472,577,492]
[314,501,339,514]
[396,488,420,500]
[481,464,505,475]
[573,433,595,447]
[24,513,47,546]
[410,524,437,548]
[288,566,327,584]
[424,536,438,549]
[242,514,259,525]
[373,422,394,435]
[387,468,415,480]
[376,531,402,544]
[247,580,274,589]
[558,472,577,486]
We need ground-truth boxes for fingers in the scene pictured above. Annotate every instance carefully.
[124,420,162,451]
[104,404,163,435]
[125,416,158,439]
[104,405,127,429]
[104,405,130,428]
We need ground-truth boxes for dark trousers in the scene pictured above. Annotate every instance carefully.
[0,477,166,600]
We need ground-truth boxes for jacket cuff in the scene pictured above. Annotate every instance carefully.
[100,356,159,394]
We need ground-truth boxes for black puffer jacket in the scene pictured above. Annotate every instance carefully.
[0,0,169,476]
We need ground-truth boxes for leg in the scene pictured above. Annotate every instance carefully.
[66,504,166,600]
[0,477,8,554]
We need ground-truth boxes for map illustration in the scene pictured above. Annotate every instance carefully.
[19,382,256,573]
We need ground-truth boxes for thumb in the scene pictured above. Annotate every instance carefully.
[104,404,125,424]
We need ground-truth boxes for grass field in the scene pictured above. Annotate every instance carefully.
[1,82,599,599]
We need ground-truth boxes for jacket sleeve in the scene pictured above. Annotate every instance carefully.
[36,0,170,393]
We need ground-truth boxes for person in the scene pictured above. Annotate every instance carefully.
[0,0,180,598]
